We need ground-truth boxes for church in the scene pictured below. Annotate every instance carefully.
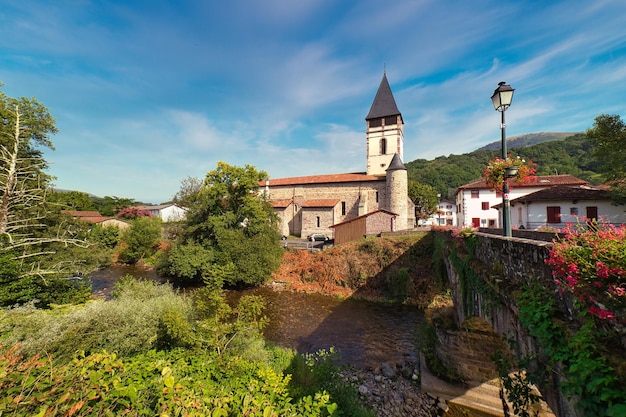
[261,73,415,239]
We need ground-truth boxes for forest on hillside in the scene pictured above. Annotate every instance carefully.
[406,133,602,199]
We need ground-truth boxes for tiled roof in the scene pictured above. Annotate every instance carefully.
[62,210,116,224]
[456,175,588,193]
[365,73,402,120]
[302,199,340,208]
[260,172,383,187]
[269,199,293,208]
[512,185,609,203]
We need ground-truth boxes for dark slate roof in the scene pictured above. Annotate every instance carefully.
[492,185,610,208]
[456,175,588,193]
[386,153,406,171]
[511,185,609,203]
[365,73,402,120]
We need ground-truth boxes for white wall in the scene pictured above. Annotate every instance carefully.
[456,186,547,228]
[521,200,626,230]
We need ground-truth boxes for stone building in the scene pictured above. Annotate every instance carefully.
[262,73,415,239]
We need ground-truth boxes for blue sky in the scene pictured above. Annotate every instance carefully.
[1,1,625,204]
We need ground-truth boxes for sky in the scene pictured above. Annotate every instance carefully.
[1,0,625,204]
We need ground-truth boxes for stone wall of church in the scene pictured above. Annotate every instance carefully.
[301,207,338,238]
[268,181,387,235]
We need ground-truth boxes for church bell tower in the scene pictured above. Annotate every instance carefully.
[365,73,404,176]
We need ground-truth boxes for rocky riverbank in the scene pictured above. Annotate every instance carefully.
[342,361,447,417]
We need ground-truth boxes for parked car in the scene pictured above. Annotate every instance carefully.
[307,233,329,242]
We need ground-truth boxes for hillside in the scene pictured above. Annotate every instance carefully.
[475,131,580,152]
[406,133,601,199]
[271,233,440,308]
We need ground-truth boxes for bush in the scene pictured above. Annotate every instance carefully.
[89,224,120,248]
[0,277,194,360]
[118,217,162,264]
[0,346,339,416]
[157,242,215,285]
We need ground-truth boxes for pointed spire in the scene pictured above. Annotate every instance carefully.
[386,153,406,171]
[366,73,402,120]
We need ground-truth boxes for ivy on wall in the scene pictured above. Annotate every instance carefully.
[433,229,626,417]
[518,284,626,417]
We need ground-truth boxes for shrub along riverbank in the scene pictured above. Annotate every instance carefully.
[0,277,374,416]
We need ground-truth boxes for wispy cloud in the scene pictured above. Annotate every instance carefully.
[2,0,626,202]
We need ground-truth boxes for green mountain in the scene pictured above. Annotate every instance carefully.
[475,132,581,152]
[406,133,602,199]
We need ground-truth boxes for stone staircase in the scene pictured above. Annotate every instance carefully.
[420,353,556,417]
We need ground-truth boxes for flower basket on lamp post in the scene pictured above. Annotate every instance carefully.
[483,156,537,191]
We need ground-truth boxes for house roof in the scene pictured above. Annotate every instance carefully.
[301,199,340,208]
[62,210,124,225]
[492,185,610,208]
[387,153,406,171]
[260,172,383,187]
[269,199,293,208]
[514,185,609,203]
[455,174,588,194]
[365,73,402,121]
[330,209,398,228]
[140,204,187,211]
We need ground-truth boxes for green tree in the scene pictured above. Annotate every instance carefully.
[164,162,283,287]
[118,216,162,264]
[91,195,138,216]
[0,87,95,306]
[586,114,626,203]
[172,175,203,208]
[408,180,438,221]
[47,190,96,211]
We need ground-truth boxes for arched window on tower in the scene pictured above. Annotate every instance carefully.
[380,138,387,155]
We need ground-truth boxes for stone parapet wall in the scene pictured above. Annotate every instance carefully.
[436,231,580,417]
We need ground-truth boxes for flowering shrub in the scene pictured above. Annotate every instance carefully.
[545,220,626,322]
[482,155,537,191]
[451,225,477,239]
[116,206,151,219]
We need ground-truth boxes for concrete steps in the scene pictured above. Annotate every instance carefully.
[420,354,556,417]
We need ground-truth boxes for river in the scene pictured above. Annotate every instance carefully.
[90,265,423,369]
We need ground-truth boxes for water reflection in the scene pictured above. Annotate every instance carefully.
[90,265,169,298]
[92,266,423,369]
[230,287,423,369]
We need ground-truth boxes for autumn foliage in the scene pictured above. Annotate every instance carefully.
[272,234,438,306]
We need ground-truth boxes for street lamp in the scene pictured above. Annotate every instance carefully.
[491,81,515,237]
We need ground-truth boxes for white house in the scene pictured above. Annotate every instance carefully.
[455,175,587,229]
[493,185,626,230]
[419,199,457,226]
[141,204,188,222]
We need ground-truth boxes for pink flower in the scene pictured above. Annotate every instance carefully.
[595,261,609,279]
[589,305,615,320]
[565,275,578,288]
[567,262,579,275]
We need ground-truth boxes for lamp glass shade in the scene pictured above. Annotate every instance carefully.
[505,166,519,178]
[491,82,515,111]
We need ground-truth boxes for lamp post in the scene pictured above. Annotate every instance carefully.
[491,81,515,237]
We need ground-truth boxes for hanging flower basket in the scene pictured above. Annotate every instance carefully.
[482,155,537,191]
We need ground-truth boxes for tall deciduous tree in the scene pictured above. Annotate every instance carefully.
[586,114,626,203]
[0,86,90,305]
[162,162,282,287]
[408,180,438,221]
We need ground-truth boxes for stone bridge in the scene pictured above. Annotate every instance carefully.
[432,230,585,417]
